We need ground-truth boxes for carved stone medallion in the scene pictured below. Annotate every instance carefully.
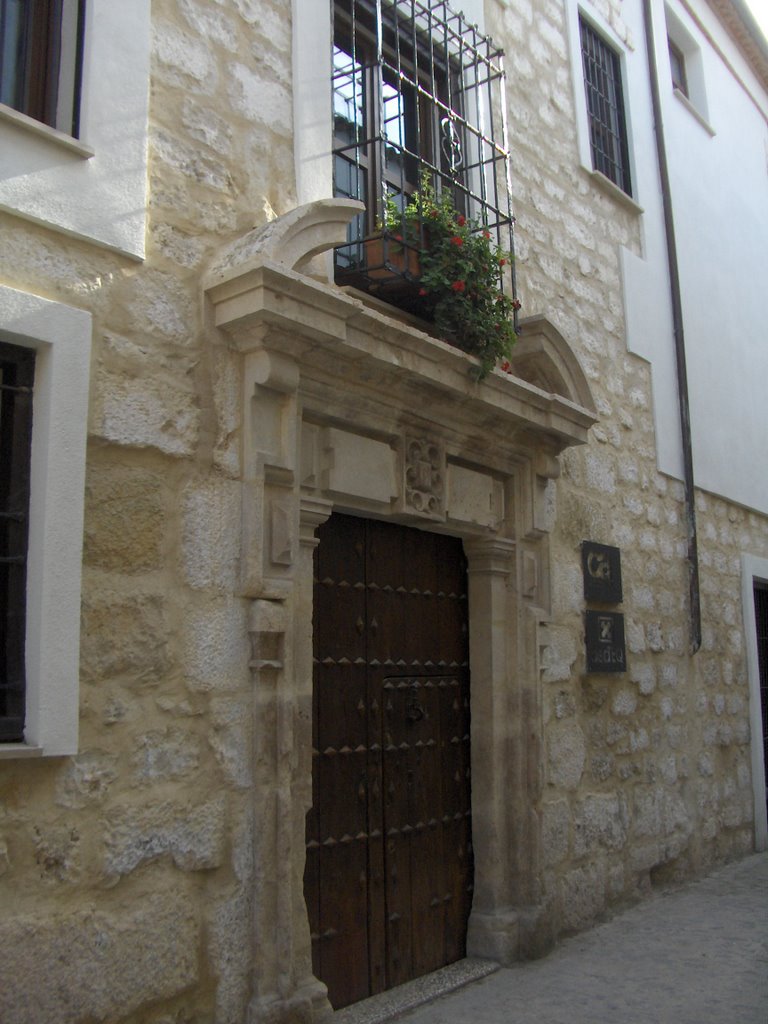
[403,436,445,519]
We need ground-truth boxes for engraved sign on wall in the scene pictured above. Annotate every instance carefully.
[581,541,622,603]
[585,610,626,673]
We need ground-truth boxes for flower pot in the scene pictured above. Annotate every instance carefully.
[362,234,421,298]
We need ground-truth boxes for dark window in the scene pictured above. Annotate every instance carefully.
[0,0,86,135]
[579,16,632,195]
[668,38,688,96]
[0,341,34,743]
[755,583,768,820]
[332,0,515,309]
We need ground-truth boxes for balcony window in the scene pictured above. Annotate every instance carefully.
[332,0,516,323]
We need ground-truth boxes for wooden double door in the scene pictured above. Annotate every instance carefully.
[305,513,473,1010]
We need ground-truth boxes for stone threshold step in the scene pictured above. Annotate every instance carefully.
[334,958,500,1024]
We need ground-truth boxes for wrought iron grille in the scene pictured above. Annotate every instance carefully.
[579,17,631,195]
[0,341,34,743]
[332,0,516,319]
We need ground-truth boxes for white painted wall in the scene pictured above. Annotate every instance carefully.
[569,0,768,513]
[0,0,151,259]
[659,0,768,514]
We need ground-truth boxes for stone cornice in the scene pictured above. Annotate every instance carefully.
[707,0,768,92]
[205,258,598,455]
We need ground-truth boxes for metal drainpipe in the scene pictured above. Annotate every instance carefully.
[641,0,702,654]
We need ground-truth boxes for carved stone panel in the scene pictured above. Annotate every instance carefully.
[447,463,503,530]
[320,427,398,507]
[401,436,445,520]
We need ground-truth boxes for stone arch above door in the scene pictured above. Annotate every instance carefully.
[202,201,598,1024]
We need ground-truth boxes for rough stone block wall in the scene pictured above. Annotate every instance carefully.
[0,0,765,1021]
[490,0,768,940]
[0,3,294,1021]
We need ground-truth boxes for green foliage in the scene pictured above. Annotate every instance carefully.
[382,174,519,380]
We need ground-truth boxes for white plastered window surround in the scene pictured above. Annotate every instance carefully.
[742,553,768,852]
[565,2,642,213]
[0,0,151,259]
[664,4,714,134]
[0,284,91,759]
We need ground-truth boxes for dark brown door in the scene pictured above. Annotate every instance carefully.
[305,514,473,1010]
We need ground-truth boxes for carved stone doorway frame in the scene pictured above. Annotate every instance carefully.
[203,201,597,1024]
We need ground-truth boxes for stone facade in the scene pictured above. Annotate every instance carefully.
[0,0,766,1022]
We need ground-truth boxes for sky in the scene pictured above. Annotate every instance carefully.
[746,0,768,40]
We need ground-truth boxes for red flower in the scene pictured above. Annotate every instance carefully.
[500,360,511,373]
[483,231,491,239]
[451,236,464,247]
[498,257,506,266]
[512,298,522,311]
[451,280,466,292]
[456,215,466,226]
[418,287,429,297]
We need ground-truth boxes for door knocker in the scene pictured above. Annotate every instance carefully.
[406,695,426,722]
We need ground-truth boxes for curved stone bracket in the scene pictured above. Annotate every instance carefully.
[511,314,597,415]
[204,198,364,289]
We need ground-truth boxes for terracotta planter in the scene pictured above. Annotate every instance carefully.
[362,234,421,299]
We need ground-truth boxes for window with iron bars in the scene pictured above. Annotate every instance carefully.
[0,341,34,743]
[579,16,632,196]
[0,0,86,135]
[332,0,516,321]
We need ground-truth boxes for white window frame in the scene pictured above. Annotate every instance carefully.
[0,284,91,758]
[664,4,713,132]
[0,0,151,259]
[742,553,768,852]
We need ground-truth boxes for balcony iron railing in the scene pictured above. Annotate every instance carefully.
[332,0,517,329]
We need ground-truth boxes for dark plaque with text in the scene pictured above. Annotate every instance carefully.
[582,541,623,603]
[585,610,626,673]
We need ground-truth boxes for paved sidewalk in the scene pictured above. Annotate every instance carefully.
[399,853,768,1024]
